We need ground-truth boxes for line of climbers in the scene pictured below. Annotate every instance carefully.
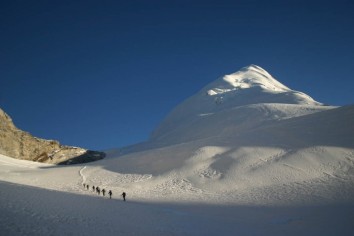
[83,183,127,201]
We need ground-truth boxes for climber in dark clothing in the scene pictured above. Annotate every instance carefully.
[122,192,126,201]
[96,186,100,195]
[92,186,95,191]
[102,189,106,196]
[86,184,89,190]
[108,190,112,199]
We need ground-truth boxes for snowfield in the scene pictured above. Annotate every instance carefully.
[1,65,354,235]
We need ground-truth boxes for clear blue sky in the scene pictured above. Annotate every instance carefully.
[1,0,354,150]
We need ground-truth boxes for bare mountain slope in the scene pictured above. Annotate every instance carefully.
[0,108,105,164]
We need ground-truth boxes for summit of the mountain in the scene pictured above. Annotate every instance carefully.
[150,65,326,144]
[206,64,290,95]
[189,64,321,112]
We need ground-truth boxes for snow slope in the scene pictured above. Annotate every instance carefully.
[1,180,354,236]
[1,65,354,235]
[151,65,322,144]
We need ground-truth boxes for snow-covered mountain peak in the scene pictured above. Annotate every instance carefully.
[206,64,290,97]
[151,65,323,143]
[196,65,322,109]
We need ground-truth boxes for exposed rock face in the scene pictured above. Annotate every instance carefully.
[0,108,105,164]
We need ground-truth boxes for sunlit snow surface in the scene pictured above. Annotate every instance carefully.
[1,66,354,235]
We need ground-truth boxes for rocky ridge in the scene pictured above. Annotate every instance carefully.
[0,108,105,164]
